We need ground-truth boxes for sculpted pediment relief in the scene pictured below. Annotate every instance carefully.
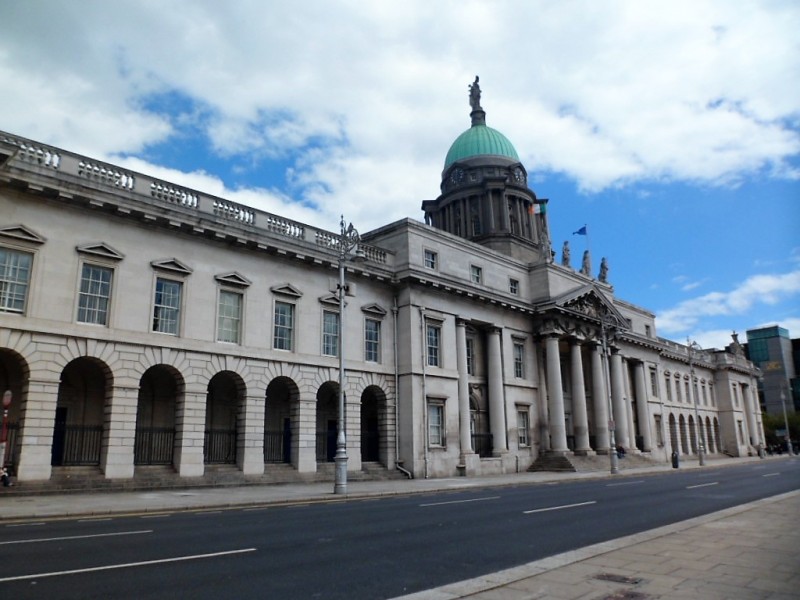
[552,284,629,331]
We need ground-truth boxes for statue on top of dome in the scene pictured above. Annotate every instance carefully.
[469,76,482,111]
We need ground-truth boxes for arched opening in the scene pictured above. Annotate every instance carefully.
[360,385,386,464]
[52,358,110,466]
[713,418,721,454]
[668,413,678,455]
[688,415,697,453]
[135,365,182,466]
[316,382,339,463]
[705,417,715,453]
[265,376,299,465]
[204,371,241,464]
[470,392,492,457]
[679,415,689,455]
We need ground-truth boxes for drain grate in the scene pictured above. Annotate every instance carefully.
[594,573,643,585]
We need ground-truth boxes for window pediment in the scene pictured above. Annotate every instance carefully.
[151,258,193,276]
[271,283,302,298]
[319,294,340,307]
[361,303,387,318]
[215,272,251,287]
[0,224,46,245]
[76,242,124,261]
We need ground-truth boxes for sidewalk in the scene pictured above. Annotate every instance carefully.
[2,456,798,599]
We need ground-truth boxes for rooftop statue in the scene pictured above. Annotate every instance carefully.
[562,241,571,268]
[469,76,482,111]
[581,250,591,276]
[599,257,609,283]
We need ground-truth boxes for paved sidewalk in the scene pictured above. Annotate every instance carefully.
[1,456,798,599]
[394,491,800,600]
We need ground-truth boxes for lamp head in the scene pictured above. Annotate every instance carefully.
[2,390,11,409]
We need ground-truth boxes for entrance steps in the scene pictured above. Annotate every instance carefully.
[528,451,662,473]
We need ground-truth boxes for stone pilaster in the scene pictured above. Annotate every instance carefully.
[455,319,473,459]
[487,327,507,454]
[239,393,265,475]
[101,384,138,479]
[296,393,317,473]
[570,340,591,454]
[15,376,60,481]
[633,362,652,452]
[545,335,568,453]
[174,389,206,477]
[610,351,629,449]
[590,343,610,453]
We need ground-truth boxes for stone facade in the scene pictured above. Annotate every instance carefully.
[0,120,764,486]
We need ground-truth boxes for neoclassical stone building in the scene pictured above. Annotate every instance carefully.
[0,86,764,485]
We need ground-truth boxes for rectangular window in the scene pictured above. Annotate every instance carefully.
[77,263,113,325]
[509,278,519,295]
[513,342,525,379]
[152,278,182,335]
[517,409,530,446]
[645,324,652,338]
[664,374,672,402]
[0,248,33,314]
[427,323,441,367]
[273,301,294,351]
[217,290,242,343]
[732,384,739,407]
[654,415,664,446]
[365,318,381,362]
[322,310,340,357]
[466,337,475,375]
[685,381,691,404]
[470,265,482,284]
[676,377,682,403]
[423,249,437,270]
[702,383,708,406]
[428,401,444,446]
[649,368,658,397]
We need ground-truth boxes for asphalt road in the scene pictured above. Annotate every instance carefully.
[1,459,798,599]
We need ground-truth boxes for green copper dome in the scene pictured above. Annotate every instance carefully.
[444,124,519,169]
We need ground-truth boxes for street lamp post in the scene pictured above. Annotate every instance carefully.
[600,315,619,475]
[334,216,365,495]
[779,385,794,456]
[687,340,705,466]
[0,390,11,469]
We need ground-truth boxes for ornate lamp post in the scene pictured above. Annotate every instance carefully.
[600,314,619,475]
[334,216,365,495]
[1,390,11,468]
[687,340,705,466]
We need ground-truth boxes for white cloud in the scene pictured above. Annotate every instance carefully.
[657,269,800,334]
[0,0,798,231]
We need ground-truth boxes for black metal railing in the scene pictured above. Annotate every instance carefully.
[204,428,237,464]
[264,430,291,463]
[2,422,19,467]
[472,433,493,458]
[134,427,175,465]
[52,425,103,466]
[316,431,337,462]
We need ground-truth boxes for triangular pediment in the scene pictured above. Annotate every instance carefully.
[319,293,340,307]
[76,242,124,261]
[215,271,251,287]
[271,283,302,298]
[151,258,193,275]
[554,284,628,329]
[361,303,387,317]
[0,224,46,245]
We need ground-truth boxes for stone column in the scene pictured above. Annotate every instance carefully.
[570,340,591,454]
[455,319,473,457]
[238,393,265,475]
[487,327,507,454]
[101,384,138,479]
[633,362,652,451]
[624,360,636,449]
[742,383,758,448]
[610,351,629,449]
[15,376,60,482]
[590,343,610,453]
[545,335,569,453]
[537,340,550,452]
[174,389,207,477]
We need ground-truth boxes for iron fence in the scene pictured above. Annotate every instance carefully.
[264,430,291,463]
[204,428,237,464]
[53,425,103,466]
[472,433,493,458]
[134,427,175,465]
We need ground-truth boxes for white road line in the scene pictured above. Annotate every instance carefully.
[686,482,719,489]
[139,514,171,519]
[606,480,645,487]
[195,511,222,515]
[523,500,596,514]
[0,548,257,582]
[420,496,501,507]
[762,473,780,477]
[0,530,152,546]
[5,522,46,528]
[78,518,112,523]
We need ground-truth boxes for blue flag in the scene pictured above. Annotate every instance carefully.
[573,225,587,236]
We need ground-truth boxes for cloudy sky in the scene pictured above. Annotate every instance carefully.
[2,1,798,349]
